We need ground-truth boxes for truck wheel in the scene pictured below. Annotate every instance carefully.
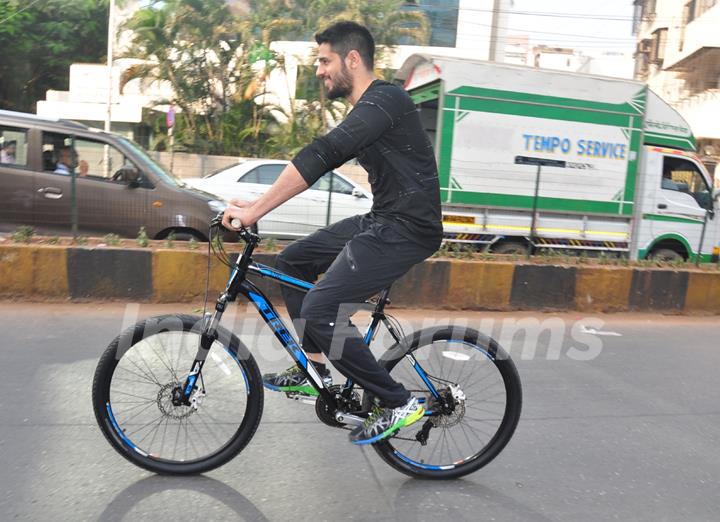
[492,241,528,255]
[649,248,684,262]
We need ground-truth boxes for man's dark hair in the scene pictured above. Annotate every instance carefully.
[315,21,375,69]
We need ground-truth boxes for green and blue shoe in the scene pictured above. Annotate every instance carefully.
[349,397,425,445]
[262,365,332,397]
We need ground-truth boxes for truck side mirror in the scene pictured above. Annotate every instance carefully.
[352,187,365,198]
[713,189,720,201]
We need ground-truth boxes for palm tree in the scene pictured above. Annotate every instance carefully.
[120,0,262,154]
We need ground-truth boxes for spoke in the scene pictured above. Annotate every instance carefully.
[464,404,505,416]
[172,416,183,461]
[184,416,208,459]
[111,376,159,386]
[456,419,495,440]
[446,425,467,463]
[150,337,179,382]
[111,389,156,402]
[132,345,165,389]
[113,400,160,418]
[458,421,480,458]
[125,411,167,439]
[462,415,504,424]
[194,409,229,450]
[117,363,160,387]
[145,415,169,452]
[136,412,171,447]
[159,412,170,457]
[460,371,502,394]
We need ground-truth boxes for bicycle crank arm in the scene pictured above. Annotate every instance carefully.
[334,412,365,428]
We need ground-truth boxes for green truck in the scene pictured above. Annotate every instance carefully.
[395,54,719,262]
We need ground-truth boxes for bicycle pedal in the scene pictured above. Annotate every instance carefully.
[285,392,317,405]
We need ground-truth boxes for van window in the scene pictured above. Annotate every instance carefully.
[661,156,713,210]
[42,132,138,182]
[0,125,28,166]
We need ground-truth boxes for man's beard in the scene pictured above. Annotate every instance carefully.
[326,63,353,100]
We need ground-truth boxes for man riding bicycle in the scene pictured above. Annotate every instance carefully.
[223,21,443,445]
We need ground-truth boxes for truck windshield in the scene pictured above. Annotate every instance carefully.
[119,137,184,187]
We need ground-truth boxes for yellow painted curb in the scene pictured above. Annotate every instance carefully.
[0,245,34,294]
[575,266,633,312]
[152,250,230,302]
[446,261,513,310]
[32,246,69,296]
[685,271,720,314]
[0,245,68,297]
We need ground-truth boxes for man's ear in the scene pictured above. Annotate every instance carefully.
[346,49,363,70]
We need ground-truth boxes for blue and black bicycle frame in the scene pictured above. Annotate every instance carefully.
[180,228,442,414]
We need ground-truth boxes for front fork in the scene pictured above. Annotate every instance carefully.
[178,291,233,403]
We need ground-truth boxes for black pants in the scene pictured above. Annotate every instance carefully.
[275,214,435,407]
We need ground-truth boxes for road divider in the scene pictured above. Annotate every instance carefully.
[0,245,718,313]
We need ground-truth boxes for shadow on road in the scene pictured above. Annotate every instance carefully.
[98,475,269,522]
[394,477,554,521]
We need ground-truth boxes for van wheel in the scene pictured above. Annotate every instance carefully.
[162,230,206,242]
[649,248,684,262]
[492,241,528,255]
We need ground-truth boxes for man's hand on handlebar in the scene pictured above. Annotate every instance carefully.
[222,199,258,231]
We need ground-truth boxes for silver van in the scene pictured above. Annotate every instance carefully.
[0,110,225,240]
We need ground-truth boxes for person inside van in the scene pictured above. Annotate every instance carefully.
[0,140,17,164]
[53,146,88,176]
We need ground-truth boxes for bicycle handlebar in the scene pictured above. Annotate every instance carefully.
[211,212,260,244]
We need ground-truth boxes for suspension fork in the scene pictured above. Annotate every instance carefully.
[180,239,254,400]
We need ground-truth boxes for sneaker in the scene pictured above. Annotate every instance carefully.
[349,397,425,445]
[262,365,332,397]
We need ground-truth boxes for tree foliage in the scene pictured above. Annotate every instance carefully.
[0,0,110,112]
[0,0,430,157]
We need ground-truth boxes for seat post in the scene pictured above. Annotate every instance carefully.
[373,286,392,315]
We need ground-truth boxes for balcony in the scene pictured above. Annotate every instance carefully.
[674,89,720,139]
[664,3,720,71]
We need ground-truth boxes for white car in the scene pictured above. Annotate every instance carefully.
[185,159,373,238]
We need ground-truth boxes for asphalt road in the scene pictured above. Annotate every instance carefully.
[1,302,719,521]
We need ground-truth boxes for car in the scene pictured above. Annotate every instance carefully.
[0,110,226,241]
[185,159,373,238]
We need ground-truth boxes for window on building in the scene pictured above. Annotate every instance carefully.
[634,39,652,78]
[402,0,459,48]
[646,0,657,17]
[0,126,28,167]
[651,28,668,64]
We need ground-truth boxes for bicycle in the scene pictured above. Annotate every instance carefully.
[92,216,522,479]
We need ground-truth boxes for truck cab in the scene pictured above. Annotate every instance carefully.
[636,147,718,261]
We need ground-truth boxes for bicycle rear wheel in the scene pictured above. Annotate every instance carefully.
[369,326,522,479]
[92,314,263,475]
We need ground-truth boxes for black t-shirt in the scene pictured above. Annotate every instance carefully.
[292,79,443,249]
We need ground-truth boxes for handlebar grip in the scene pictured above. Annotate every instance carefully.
[231,218,242,229]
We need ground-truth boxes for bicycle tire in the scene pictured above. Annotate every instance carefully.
[92,314,264,475]
[368,326,522,480]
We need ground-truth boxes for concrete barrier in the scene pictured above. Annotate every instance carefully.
[1,244,719,313]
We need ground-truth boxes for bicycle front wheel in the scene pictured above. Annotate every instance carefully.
[370,326,522,479]
[92,314,263,475]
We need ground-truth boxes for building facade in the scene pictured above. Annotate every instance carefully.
[36,0,510,141]
[633,0,720,179]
